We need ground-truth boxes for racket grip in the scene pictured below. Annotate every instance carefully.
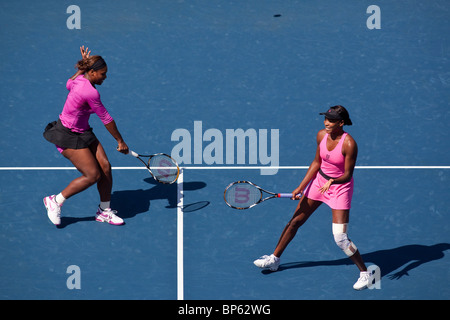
[278,193,293,198]
[129,150,139,157]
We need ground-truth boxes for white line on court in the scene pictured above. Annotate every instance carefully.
[177,168,184,301]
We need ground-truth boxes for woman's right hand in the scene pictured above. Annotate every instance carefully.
[291,186,303,200]
[117,140,129,154]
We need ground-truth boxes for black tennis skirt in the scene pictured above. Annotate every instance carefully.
[43,119,98,150]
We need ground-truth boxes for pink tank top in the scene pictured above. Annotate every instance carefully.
[319,132,347,178]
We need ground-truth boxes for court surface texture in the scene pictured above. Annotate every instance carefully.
[0,1,449,300]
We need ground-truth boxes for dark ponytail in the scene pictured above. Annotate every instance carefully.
[75,55,107,72]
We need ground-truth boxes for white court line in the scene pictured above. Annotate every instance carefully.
[176,168,184,301]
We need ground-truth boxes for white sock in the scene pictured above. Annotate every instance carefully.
[55,193,66,205]
[100,201,110,210]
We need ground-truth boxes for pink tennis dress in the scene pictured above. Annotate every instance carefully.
[304,132,354,210]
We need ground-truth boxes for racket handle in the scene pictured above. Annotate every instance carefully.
[278,193,293,198]
[129,150,139,157]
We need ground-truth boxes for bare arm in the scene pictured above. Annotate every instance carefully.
[104,120,129,154]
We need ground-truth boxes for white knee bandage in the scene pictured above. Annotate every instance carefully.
[332,223,357,257]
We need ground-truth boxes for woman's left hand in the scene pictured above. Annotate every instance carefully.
[80,45,91,60]
[318,179,334,194]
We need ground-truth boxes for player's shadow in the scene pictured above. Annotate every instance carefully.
[110,177,208,220]
[57,178,208,228]
[263,243,450,280]
[58,216,95,228]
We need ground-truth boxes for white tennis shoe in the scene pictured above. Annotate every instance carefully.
[353,271,373,290]
[43,195,62,226]
[253,254,280,271]
[95,207,124,225]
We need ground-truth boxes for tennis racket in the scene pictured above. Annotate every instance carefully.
[224,181,300,210]
[128,150,180,184]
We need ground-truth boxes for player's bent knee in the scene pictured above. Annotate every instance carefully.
[98,159,111,174]
[85,169,101,185]
[332,223,357,257]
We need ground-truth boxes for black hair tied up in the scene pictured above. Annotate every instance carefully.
[75,55,107,72]
[89,57,107,71]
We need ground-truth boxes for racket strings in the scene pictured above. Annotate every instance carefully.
[225,183,262,208]
[148,154,179,184]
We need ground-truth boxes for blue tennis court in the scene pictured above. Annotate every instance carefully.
[1,0,449,302]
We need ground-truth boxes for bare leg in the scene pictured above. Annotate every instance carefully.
[273,196,322,257]
[89,141,112,202]
[60,141,113,203]
[60,147,101,199]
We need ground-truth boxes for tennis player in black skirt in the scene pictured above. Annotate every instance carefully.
[43,46,129,226]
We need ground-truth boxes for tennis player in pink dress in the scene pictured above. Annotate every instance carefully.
[254,106,373,290]
[43,46,129,227]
